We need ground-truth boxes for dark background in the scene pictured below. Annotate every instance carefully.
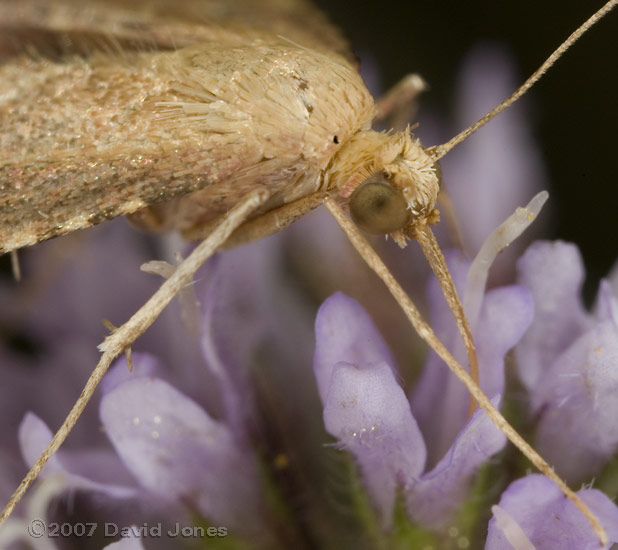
[314,0,618,298]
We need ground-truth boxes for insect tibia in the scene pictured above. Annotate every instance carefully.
[373,73,426,132]
[325,130,439,225]
[183,191,328,248]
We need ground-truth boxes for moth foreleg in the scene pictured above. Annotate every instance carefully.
[182,191,328,249]
[374,73,426,131]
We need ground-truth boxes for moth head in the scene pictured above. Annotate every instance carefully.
[347,134,441,237]
[329,129,440,237]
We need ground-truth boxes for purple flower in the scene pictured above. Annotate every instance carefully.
[410,252,534,465]
[514,241,590,393]
[486,475,618,550]
[313,293,397,404]
[102,530,145,550]
[444,47,547,242]
[319,345,426,526]
[197,240,317,433]
[0,407,140,550]
[19,412,137,499]
[94,234,325,544]
[99,359,266,535]
[1,42,614,550]
[313,286,531,529]
[515,241,618,483]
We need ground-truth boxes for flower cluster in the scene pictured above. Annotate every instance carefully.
[1,47,618,550]
[515,241,618,484]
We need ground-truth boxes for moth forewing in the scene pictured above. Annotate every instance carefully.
[0,0,616,546]
[0,31,374,253]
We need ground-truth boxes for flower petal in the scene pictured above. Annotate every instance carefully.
[18,413,63,477]
[323,361,425,527]
[198,237,317,432]
[18,413,136,498]
[102,531,145,550]
[485,475,618,550]
[515,241,590,394]
[99,377,264,534]
[595,279,618,328]
[100,353,165,395]
[411,254,532,464]
[533,320,618,483]
[407,396,506,528]
[313,292,395,404]
[441,45,547,274]
[489,505,535,550]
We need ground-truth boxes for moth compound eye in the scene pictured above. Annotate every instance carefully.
[349,177,411,234]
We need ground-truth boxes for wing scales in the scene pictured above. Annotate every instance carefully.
[0,4,374,252]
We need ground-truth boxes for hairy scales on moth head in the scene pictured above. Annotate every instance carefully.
[0,0,616,545]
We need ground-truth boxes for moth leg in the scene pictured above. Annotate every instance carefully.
[0,189,269,527]
[182,190,328,249]
[9,250,20,281]
[374,74,426,131]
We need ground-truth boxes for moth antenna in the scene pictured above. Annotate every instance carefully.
[429,0,618,162]
[324,197,608,547]
[0,190,269,527]
[411,222,479,417]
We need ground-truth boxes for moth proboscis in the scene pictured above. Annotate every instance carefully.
[0,0,616,545]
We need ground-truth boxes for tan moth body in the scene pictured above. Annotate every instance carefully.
[0,0,616,545]
[0,37,370,251]
[0,0,440,255]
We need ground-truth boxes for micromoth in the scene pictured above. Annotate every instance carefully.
[0,0,616,547]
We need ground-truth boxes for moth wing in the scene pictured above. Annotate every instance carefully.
[0,1,373,253]
[0,0,355,63]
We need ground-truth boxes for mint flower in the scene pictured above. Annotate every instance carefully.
[410,252,534,465]
[313,277,531,529]
[486,475,618,550]
[2,44,615,550]
[100,357,266,536]
[515,241,618,483]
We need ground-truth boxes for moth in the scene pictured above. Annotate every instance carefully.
[0,0,616,545]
